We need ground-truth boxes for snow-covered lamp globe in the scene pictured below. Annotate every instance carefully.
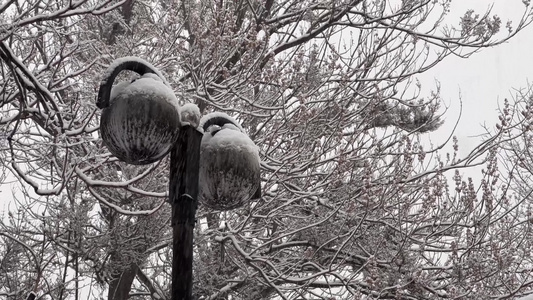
[97,57,181,165]
[198,112,261,210]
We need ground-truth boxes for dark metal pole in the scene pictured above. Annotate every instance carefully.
[169,125,202,300]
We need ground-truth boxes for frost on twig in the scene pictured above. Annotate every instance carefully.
[367,100,443,133]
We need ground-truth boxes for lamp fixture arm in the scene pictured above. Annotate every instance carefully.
[97,57,166,109]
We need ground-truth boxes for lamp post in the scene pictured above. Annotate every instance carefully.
[169,125,201,299]
[96,57,260,300]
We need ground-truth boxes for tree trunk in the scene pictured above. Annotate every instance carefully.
[107,264,137,300]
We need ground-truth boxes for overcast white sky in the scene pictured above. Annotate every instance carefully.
[418,1,533,156]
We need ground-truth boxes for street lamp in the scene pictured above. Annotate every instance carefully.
[198,112,261,211]
[97,57,181,165]
[96,57,261,300]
